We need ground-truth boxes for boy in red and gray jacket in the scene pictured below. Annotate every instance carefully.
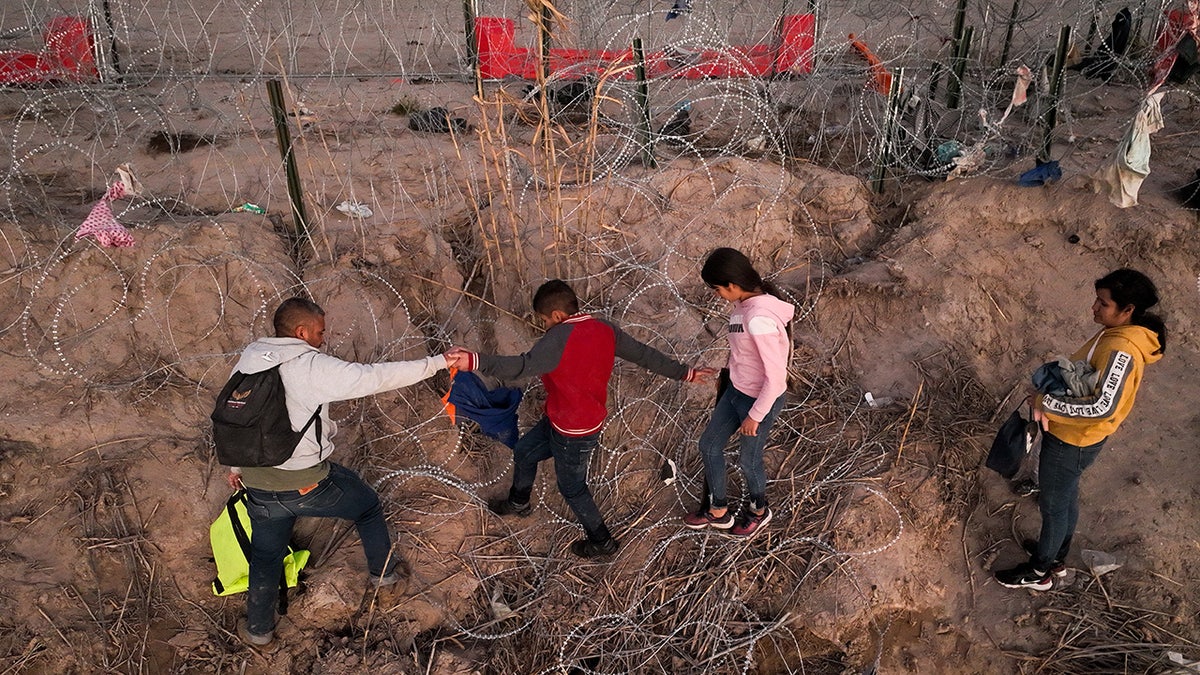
[448,280,712,558]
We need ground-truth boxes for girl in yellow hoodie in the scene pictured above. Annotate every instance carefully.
[996,269,1166,590]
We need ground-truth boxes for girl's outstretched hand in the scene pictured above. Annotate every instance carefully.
[687,366,718,384]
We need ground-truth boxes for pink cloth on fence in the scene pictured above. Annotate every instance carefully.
[75,181,135,247]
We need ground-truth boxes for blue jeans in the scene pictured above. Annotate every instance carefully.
[698,386,786,510]
[509,417,611,542]
[1033,432,1105,570]
[243,463,394,634]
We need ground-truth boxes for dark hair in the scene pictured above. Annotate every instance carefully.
[1095,269,1166,354]
[532,279,579,316]
[700,247,782,298]
[273,297,325,338]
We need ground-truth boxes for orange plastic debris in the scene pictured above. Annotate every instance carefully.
[848,33,893,94]
[441,367,458,425]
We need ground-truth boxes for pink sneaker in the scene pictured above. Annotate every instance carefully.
[683,507,734,530]
[730,507,772,536]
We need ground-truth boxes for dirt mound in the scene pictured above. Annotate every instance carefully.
[822,175,1199,396]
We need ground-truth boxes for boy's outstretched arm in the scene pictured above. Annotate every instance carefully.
[445,332,567,384]
[609,321,713,383]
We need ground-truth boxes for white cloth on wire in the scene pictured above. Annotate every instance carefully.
[1096,91,1165,208]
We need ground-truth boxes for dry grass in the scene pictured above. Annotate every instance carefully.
[67,468,170,673]
[1015,578,1200,674]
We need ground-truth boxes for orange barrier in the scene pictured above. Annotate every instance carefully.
[0,16,98,86]
[476,14,815,81]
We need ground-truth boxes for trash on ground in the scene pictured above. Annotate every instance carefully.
[1018,160,1062,187]
[490,588,516,621]
[864,392,894,408]
[947,144,986,180]
[1011,479,1039,497]
[936,140,963,167]
[660,102,691,144]
[336,201,374,218]
[660,458,677,485]
[1081,549,1123,576]
[408,107,469,133]
[1166,650,1200,674]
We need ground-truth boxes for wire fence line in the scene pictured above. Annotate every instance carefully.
[1,0,1191,210]
[0,1,1175,76]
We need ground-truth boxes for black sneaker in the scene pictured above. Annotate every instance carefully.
[487,497,531,517]
[1021,539,1067,578]
[570,537,619,559]
[994,562,1053,591]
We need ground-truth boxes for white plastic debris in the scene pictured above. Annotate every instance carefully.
[336,200,373,218]
[660,458,677,485]
[1166,651,1200,674]
[864,392,894,408]
[489,588,516,621]
[115,163,143,197]
[1080,549,1123,576]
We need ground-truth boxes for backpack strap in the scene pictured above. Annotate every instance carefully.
[298,404,323,459]
[278,570,290,615]
[226,491,252,560]
[228,489,293,615]
[297,404,321,437]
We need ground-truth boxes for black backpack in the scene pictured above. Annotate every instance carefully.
[211,366,321,467]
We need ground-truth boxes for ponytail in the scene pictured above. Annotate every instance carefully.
[760,279,785,301]
[1132,312,1167,355]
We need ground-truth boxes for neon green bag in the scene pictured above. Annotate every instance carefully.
[210,491,309,612]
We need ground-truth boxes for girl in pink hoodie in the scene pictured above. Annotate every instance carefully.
[684,248,795,536]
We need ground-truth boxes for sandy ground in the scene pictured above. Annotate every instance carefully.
[1,3,1200,673]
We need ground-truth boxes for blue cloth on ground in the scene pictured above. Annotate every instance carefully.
[1018,160,1062,186]
[448,371,522,448]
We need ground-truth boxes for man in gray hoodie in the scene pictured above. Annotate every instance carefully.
[226,297,448,649]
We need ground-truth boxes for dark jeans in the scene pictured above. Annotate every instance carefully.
[243,463,394,634]
[1033,432,1105,570]
[698,386,786,510]
[508,417,611,542]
